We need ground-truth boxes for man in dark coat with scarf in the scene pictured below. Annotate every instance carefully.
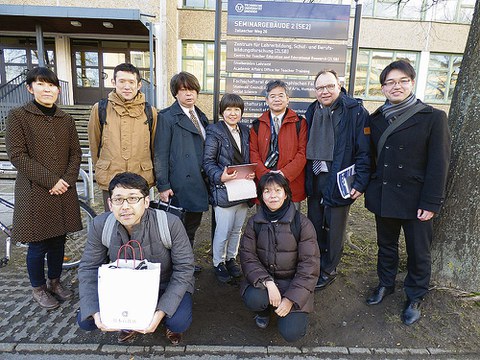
[305,69,370,290]
[154,72,209,272]
[365,60,451,326]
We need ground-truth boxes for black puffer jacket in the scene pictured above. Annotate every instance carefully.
[240,203,320,313]
[202,121,250,207]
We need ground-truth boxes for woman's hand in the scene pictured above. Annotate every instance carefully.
[246,172,255,180]
[49,179,69,195]
[275,298,294,317]
[220,167,237,183]
[265,281,282,307]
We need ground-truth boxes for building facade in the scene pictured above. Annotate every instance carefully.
[0,0,472,116]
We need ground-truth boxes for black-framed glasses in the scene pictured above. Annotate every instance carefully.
[110,196,145,206]
[315,84,337,92]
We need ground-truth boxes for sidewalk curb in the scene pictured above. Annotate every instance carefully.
[0,342,476,357]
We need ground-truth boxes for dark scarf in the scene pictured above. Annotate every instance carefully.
[261,199,291,222]
[306,95,341,161]
[33,100,57,117]
[381,93,417,123]
[221,121,244,165]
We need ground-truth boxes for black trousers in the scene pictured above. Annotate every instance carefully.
[374,215,433,301]
[183,211,203,248]
[307,173,350,274]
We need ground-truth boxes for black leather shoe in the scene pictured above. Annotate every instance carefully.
[315,272,337,291]
[402,299,422,325]
[366,286,395,305]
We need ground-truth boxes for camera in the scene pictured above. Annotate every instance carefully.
[264,150,279,169]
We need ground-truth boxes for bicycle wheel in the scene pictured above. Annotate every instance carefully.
[63,201,96,269]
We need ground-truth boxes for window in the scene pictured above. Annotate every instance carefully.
[183,0,227,10]
[347,49,419,99]
[182,41,226,93]
[363,0,474,23]
[425,53,462,103]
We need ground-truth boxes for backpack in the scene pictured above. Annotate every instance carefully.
[96,98,154,158]
[253,210,301,243]
[101,209,172,250]
[252,115,304,136]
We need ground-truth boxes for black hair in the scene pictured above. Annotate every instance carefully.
[265,80,289,97]
[314,69,339,85]
[170,72,201,97]
[26,67,60,87]
[257,172,292,207]
[108,172,149,197]
[113,63,141,83]
[379,60,416,85]
[219,93,244,116]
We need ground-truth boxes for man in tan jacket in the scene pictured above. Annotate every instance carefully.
[88,63,157,211]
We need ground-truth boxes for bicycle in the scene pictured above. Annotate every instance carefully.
[0,166,96,269]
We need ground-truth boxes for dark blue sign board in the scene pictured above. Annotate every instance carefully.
[227,0,350,40]
[226,77,316,98]
[241,100,311,124]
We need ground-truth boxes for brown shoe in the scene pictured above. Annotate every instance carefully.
[32,285,60,309]
[117,330,138,344]
[165,328,182,345]
[47,278,73,301]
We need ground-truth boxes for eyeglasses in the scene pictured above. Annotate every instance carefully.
[110,196,145,206]
[268,93,287,100]
[382,78,412,89]
[315,84,337,92]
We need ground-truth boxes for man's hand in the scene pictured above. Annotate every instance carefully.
[265,281,282,307]
[350,188,363,200]
[275,298,294,317]
[49,179,69,195]
[159,189,174,202]
[93,312,119,332]
[417,209,434,221]
[141,310,165,334]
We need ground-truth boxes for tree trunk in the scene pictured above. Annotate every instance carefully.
[431,0,480,292]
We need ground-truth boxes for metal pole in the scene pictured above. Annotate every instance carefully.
[348,0,362,96]
[148,22,156,107]
[213,0,222,124]
[211,0,223,243]
[35,24,45,67]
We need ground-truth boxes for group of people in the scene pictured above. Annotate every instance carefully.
[5,58,451,345]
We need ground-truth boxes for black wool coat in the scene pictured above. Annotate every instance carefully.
[6,102,83,243]
[365,100,451,219]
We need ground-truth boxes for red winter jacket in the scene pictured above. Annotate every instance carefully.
[250,108,307,202]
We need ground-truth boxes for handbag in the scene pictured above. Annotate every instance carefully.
[98,240,161,330]
[150,199,186,222]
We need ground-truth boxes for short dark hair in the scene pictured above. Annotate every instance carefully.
[108,172,149,197]
[314,69,339,85]
[379,60,416,85]
[170,72,201,97]
[257,172,292,207]
[26,67,60,88]
[113,63,141,83]
[265,80,288,97]
[219,93,244,116]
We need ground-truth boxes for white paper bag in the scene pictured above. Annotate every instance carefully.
[98,258,161,330]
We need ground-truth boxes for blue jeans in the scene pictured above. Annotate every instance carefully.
[242,285,308,342]
[78,291,193,333]
[26,234,66,287]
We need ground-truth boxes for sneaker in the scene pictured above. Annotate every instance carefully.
[214,263,232,283]
[225,258,242,278]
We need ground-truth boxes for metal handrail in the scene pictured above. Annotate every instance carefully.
[0,70,28,94]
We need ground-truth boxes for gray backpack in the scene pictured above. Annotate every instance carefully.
[101,209,172,250]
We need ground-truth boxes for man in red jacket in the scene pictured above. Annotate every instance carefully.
[250,80,307,208]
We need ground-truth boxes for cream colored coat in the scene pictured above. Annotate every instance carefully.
[88,91,157,190]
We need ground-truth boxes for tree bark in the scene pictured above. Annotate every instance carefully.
[431,0,480,292]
